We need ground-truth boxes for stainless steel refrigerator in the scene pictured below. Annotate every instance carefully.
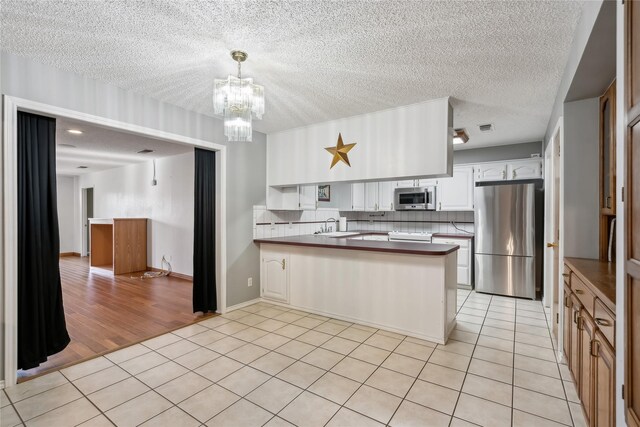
[474,181,539,299]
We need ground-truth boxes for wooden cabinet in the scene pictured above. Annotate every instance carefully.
[579,311,595,425]
[599,80,617,260]
[593,329,616,427]
[432,236,472,287]
[261,250,289,303]
[624,3,640,425]
[563,259,616,427]
[438,166,474,211]
[90,218,147,275]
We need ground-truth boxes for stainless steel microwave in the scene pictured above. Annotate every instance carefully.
[394,186,437,210]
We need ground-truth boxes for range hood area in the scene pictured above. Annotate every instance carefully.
[266,97,453,187]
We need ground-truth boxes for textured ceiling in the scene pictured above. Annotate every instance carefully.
[56,117,193,176]
[1,1,584,148]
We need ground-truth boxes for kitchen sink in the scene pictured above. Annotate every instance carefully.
[317,231,360,238]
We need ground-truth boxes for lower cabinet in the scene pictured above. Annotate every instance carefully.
[261,251,290,303]
[563,260,616,427]
[593,329,616,427]
[432,236,472,287]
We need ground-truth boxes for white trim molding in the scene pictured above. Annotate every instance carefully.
[225,298,262,313]
[2,95,228,386]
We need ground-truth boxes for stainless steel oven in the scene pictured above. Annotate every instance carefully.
[394,186,437,210]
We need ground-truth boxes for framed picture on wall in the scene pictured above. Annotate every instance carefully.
[318,185,330,202]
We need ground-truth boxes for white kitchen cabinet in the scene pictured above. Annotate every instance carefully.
[298,185,317,210]
[364,182,379,211]
[438,166,474,211]
[418,178,438,187]
[475,163,507,182]
[507,159,543,180]
[396,179,417,188]
[266,186,301,210]
[432,236,472,287]
[351,183,365,211]
[377,181,395,211]
[261,251,290,303]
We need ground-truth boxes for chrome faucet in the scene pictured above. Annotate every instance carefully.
[323,217,337,233]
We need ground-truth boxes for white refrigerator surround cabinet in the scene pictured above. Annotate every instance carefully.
[258,242,458,344]
[266,97,453,187]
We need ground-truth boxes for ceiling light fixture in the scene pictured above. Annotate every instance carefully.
[67,129,83,135]
[213,50,264,142]
[453,128,469,145]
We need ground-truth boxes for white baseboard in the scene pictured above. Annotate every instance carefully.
[225,298,262,313]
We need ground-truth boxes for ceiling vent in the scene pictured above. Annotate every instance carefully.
[478,123,494,132]
[137,149,154,154]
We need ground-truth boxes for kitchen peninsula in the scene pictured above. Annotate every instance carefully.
[254,233,459,344]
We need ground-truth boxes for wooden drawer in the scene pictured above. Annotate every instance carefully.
[594,298,616,348]
[571,274,596,317]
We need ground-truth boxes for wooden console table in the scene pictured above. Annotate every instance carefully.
[90,218,147,275]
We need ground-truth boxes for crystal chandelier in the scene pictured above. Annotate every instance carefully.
[213,50,264,142]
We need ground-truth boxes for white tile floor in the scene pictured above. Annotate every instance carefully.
[0,290,587,427]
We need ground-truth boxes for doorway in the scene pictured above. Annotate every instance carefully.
[3,96,228,386]
[81,187,93,257]
[544,121,562,342]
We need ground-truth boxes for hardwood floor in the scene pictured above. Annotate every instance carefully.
[18,256,212,380]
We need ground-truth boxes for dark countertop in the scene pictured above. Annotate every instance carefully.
[432,233,474,240]
[565,257,616,310]
[254,234,459,256]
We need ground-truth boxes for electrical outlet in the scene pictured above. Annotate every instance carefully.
[248,277,253,287]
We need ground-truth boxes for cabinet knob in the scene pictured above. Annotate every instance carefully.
[282,259,286,270]
[574,289,584,295]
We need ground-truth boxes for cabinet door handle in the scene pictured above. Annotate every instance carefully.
[606,196,612,209]
[573,310,579,324]
[591,340,600,357]
[391,202,393,210]
[595,318,611,327]
[438,202,442,211]
[574,289,584,295]
[562,273,570,277]
[502,170,506,179]
[512,170,516,179]
[282,259,286,270]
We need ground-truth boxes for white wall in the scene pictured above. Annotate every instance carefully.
[562,97,600,259]
[56,175,77,253]
[77,152,194,275]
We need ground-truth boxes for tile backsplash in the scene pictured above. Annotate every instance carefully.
[253,205,474,239]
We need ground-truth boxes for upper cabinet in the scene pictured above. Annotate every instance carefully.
[475,159,542,182]
[507,159,543,180]
[438,166,474,211]
[364,181,394,212]
[299,185,318,210]
[475,163,507,181]
[364,182,379,212]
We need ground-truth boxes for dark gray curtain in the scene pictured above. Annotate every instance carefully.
[193,148,217,312]
[18,112,70,369]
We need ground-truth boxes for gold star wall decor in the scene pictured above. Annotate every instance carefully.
[325,133,357,169]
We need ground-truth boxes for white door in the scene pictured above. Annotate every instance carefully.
[377,182,394,211]
[438,166,474,211]
[475,163,507,182]
[364,182,379,211]
[508,159,543,180]
[544,124,561,340]
[261,252,290,302]
[351,183,365,211]
[299,185,317,210]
